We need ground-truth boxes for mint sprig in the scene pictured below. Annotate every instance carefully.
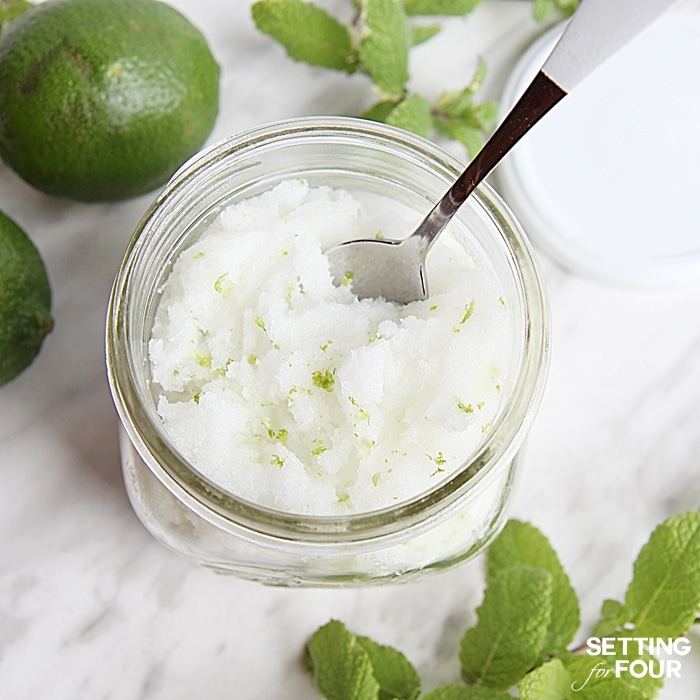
[307,620,421,700]
[252,0,498,158]
[252,0,582,154]
[305,510,700,699]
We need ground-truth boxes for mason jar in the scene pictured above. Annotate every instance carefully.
[106,116,549,586]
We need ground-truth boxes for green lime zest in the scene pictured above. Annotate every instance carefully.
[312,368,336,392]
[341,270,354,287]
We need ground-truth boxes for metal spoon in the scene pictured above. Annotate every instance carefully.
[326,0,678,303]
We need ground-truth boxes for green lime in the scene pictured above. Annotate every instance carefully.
[0,210,53,387]
[0,0,219,202]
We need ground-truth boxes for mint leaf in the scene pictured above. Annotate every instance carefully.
[559,0,580,14]
[361,100,400,123]
[533,0,579,21]
[434,57,487,116]
[364,92,463,143]
[608,636,664,699]
[460,566,553,690]
[592,599,626,638]
[564,653,650,700]
[0,0,31,27]
[487,520,580,658]
[411,24,441,46]
[434,118,484,160]
[470,101,499,128]
[252,0,357,72]
[402,0,482,16]
[358,0,410,99]
[307,621,420,700]
[386,94,432,137]
[356,636,421,700]
[421,686,512,699]
[532,0,555,22]
[563,639,665,699]
[622,510,700,637]
[306,620,380,700]
[519,658,572,699]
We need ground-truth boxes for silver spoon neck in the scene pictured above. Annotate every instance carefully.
[411,71,567,258]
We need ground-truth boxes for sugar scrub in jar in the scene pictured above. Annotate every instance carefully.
[106,117,550,586]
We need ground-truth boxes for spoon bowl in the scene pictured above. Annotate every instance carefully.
[327,232,428,304]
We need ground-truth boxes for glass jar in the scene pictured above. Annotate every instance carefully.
[106,117,549,586]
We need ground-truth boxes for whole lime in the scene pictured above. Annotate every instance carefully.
[0,0,219,202]
[0,210,52,387]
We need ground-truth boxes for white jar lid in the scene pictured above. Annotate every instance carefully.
[495,2,700,289]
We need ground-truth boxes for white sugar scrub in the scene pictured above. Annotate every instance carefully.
[148,178,512,516]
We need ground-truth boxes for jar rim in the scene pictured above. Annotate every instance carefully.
[106,116,550,546]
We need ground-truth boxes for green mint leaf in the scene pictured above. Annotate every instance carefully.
[385,94,432,137]
[437,94,495,124]
[533,0,555,22]
[434,118,484,160]
[306,620,380,700]
[252,0,357,72]
[356,636,421,700]
[435,88,474,118]
[533,0,579,22]
[0,0,31,27]
[592,599,626,638]
[411,24,441,46]
[487,520,580,657]
[361,100,400,123]
[560,0,581,15]
[358,0,410,99]
[519,658,572,699]
[564,652,653,700]
[402,0,482,16]
[460,565,553,690]
[435,57,488,116]
[469,101,499,130]
[607,636,665,698]
[622,509,700,637]
[421,685,512,699]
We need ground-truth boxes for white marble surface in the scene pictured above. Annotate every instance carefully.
[1,1,699,698]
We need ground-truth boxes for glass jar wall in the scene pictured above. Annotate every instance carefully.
[106,117,550,586]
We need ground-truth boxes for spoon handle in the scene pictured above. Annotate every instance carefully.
[414,0,678,253]
[542,0,678,91]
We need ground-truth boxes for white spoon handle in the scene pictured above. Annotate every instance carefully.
[542,0,679,91]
